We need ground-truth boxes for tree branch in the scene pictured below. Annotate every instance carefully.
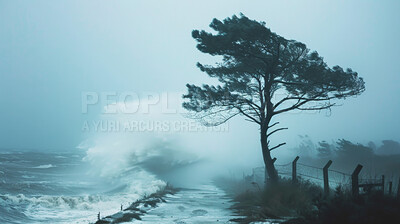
[297,103,336,111]
[237,107,261,124]
[267,127,288,138]
[268,122,279,129]
[273,92,337,115]
[269,142,286,151]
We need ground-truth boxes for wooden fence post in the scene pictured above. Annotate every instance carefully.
[253,168,256,183]
[351,164,363,197]
[389,181,393,196]
[292,156,300,184]
[323,160,333,196]
[397,177,400,198]
[381,175,385,194]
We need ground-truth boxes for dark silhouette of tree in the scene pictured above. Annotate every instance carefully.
[367,141,377,151]
[183,14,365,182]
[377,140,400,155]
[336,139,373,159]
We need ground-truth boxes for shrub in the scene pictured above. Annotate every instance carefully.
[312,187,400,224]
[226,177,323,221]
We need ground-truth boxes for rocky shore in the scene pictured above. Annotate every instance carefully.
[93,184,177,224]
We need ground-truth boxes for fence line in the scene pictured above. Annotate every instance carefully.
[251,156,396,197]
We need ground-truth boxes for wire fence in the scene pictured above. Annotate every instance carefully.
[250,156,398,196]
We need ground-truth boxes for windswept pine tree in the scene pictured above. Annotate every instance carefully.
[183,14,365,182]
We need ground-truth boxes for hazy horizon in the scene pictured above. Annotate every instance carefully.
[1,0,399,154]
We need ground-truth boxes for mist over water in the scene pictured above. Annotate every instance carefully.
[80,95,260,186]
[0,93,261,223]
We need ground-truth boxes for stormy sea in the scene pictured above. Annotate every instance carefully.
[0,150,165,224]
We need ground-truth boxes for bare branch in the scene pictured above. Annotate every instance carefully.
[237,107,261,124]
[273,93,307,109]
[269,142,287,151]
[207,111,241,125]
[243,99,261,119]
[297,103,336,111]
[273,92,336,115]
[273,98,312,115]
[267,127,288,138]
[268,122,279,129]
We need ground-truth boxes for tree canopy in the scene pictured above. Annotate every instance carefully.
[183,14,365,181]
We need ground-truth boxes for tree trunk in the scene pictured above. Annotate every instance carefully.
[260,126,279,184]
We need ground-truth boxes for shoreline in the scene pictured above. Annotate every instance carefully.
[93,184,178,224]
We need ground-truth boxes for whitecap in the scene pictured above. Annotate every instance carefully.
[32,164,56,169]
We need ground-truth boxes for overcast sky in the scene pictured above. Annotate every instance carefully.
[0,0,399,154]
